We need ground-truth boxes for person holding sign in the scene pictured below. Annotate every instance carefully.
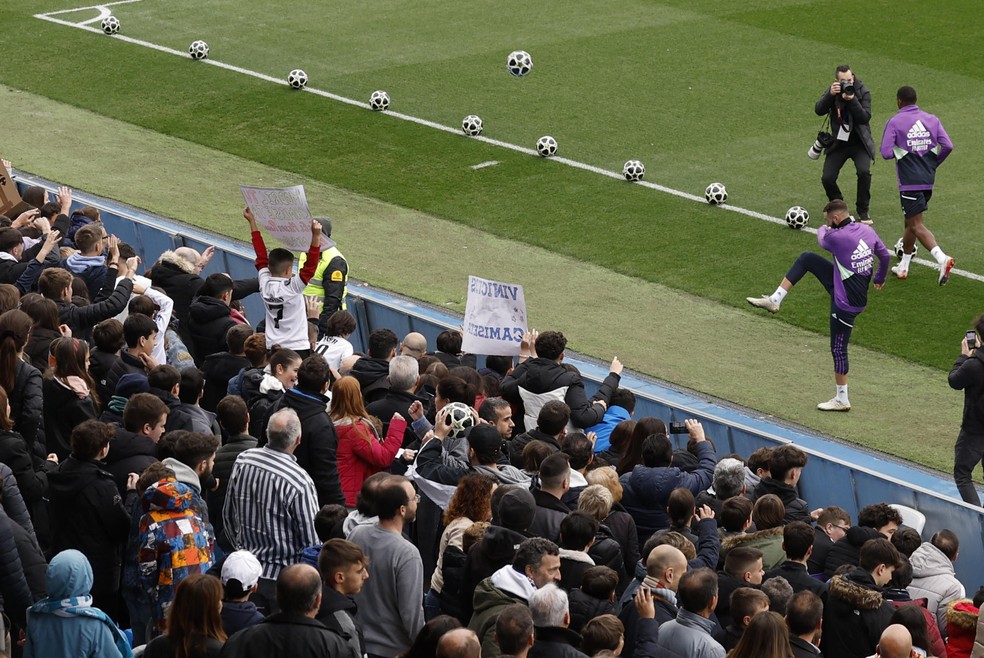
[245,207,321,355]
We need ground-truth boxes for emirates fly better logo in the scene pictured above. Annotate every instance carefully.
[906,120,932,152]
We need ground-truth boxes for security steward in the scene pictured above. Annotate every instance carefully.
[301,217,348,337]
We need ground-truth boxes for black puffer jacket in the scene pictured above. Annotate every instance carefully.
[201,352,250,412]
[89,347,121,406]
[588,524,627,592]
[0,504,33,627]
[604,506,639,593]
[10,359,42,449]
[821,567,896,658]
[24,326,60,372]
[55,272,133,341]
[208,433,258,550]
[501,356,620,432]
[507,428,561,469]
[0,429,50,518]
[8,511,46,601]
[187,295,236,365]
[568,588,615,634]
[823,526,883,579]
[103,429,158,495]
[41,377,99,461]
[752,477,812,524]
[349,357,390,404]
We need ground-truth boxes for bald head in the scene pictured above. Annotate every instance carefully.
[646,545,688,590]
[436,628,481,658]
[276,564,323,617]
[339,354,361,376]
[877,624,913,658]
[401,332,427,358]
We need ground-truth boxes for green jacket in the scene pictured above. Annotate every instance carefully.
[721,526,787,571]
[468,569,531,657]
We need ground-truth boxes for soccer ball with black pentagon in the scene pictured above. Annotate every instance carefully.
[784,206,809,229]
[188,40,209,60]
[101,16,120,34]
[369,90,390,111]
[705,182,728,205]
[536,136,558,157]
[461,115,483,136]
[893,237,918,259]
[623,160,645,182]
[507,50,533,77]
[287,69,308,89]
[443,402,476,440]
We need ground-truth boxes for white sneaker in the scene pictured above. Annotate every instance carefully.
[817,398,851,412]
[891,264,908,280]
[746,295,779,314]
[939,257,955,286]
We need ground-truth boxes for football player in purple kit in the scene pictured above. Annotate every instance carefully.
[746,200,890,411]
[880,85,955,284]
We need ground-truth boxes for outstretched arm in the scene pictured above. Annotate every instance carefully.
[244,207,268,270]
[298,220,321,285]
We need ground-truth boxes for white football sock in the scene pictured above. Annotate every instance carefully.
[900,253,913,270]
[836,384,849,403]
[769,287,788,306]
[930,246,949,265]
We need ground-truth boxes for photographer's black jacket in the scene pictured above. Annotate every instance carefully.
[815,78,876,160]
[949,350,984,435]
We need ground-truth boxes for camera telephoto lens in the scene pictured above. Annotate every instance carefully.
[808,139,825,160]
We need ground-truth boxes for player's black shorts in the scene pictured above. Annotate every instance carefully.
[900,190,932,220]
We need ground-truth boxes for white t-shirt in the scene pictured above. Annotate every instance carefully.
[259,268,309,351]
[114,274,173,365]
[313,336,354,370]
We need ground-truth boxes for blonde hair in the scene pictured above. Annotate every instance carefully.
[587,466,623,503]
[578,485,614,522]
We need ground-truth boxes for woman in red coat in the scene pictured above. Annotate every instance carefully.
[331,376,407,507]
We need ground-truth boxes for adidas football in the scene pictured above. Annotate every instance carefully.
[442,402,476,440]
[188,40,209,60]
[461,115,483,136]
[507,50,533,77]
[101,15,120,34]
[369,90,390,111]
[287,69,308,89]
[535,136,558,157]
[705,182,728,205]
[623,160,645,182]
[784,206,809,229]
[893,237,918,259]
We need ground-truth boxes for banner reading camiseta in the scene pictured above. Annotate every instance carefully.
[240,184,333,251]
[461,276,528,356]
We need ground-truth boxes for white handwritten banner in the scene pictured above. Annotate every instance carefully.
[240,185,332,251]
[461,276,528,356]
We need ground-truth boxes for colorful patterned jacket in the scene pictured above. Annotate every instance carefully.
[137,478,214,630]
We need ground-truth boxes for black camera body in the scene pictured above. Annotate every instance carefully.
[839,79,856,96]
[808,130,835,160]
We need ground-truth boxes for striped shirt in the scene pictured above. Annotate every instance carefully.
[222,446,319,579]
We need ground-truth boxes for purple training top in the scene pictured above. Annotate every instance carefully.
[880,105,953,191]
[818,221,890,314]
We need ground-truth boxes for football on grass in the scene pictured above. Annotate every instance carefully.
[369,90,390,111]
[101,16,120,34]
[785,206,809,229]
[287,69,308,89]
[507,50,533,77]
[188,40,209,60]
[461,115,483,136]
[893,237,918,259]
[705,182,728,205]
[623,160,645,181]
[536,136,558,157]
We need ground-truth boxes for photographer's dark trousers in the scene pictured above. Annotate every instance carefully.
[822,141,872,215]
[954,429,984,505]
[785,252,858,376]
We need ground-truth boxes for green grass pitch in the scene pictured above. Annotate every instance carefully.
[2,0,983,473]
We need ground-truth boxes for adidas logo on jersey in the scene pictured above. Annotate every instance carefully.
[852,239,872,261]
[907,120,930,139]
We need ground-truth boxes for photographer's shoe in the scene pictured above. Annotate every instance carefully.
[859,212,874,226]
[817,398,851,412]
[746,295,779,314]
[891,265,908,280]
[939,257,955,286]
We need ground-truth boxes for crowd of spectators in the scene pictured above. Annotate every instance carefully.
[1,182,984,658]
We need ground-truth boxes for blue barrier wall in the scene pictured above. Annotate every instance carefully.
[16,173,984,587]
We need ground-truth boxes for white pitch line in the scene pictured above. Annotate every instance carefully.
[79,7,110,25]
[30,11,984,285]
[38,0,143,17]
[470,160,500,170]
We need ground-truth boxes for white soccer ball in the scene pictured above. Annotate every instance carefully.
[461,115,483,136]
[893,237,918,259]
[443,402,476,440]
[369,90,390,111]
[287,69,308,89]
[784,206,810,229]
[101,15,120,34]
[705,182,728,205]
[507,50,533,77]
[188,40,209,60]
[536,135,558,157]
[623,160,645,182]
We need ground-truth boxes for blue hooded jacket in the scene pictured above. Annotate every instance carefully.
[24,550,130,658]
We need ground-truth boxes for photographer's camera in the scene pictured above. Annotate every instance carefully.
[808,131,835,161]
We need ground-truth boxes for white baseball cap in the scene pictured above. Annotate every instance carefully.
[221,551,262,590]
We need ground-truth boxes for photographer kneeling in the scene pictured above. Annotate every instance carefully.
[948,315,984,505]
[813,65,875,224]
